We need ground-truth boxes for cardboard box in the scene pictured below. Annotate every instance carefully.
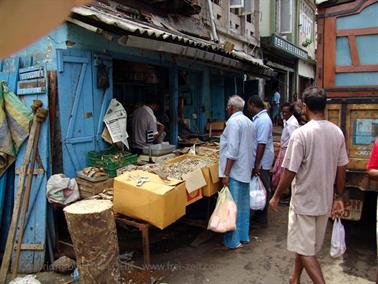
[201,160,222,197]
[167,154,222,199]
[113,170,186,229]
[165,155,207,193]
[165,154,221,197]
[186,189,202,206]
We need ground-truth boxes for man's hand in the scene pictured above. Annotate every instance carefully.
[331,198,344,219]
[222,176,230,187]
[269,195,280,212]
[253,167,261,176]
[157,122,165,132]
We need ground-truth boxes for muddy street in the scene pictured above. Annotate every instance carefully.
[35,199,377,284]
[152,204,376,284]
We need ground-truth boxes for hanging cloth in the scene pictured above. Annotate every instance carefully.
[0,81,33,176]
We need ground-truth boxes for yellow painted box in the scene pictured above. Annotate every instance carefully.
[113,170,187,229]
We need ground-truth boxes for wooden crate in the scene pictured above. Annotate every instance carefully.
[76,177,114,199]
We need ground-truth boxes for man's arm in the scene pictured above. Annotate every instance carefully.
[332,165,346,219]
[222,159,235,187]
[221,122,239,187]
[335,165,346,197]
[269,169,296,212]
[253,144,266,176]
[154,122,165,140]
[368,169,378,180]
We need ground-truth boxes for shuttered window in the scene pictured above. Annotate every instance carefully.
[230,0,244,8]
[244,0,254,15]
[277,0,293,34]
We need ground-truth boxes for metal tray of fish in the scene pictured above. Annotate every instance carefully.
[142,144,176,156]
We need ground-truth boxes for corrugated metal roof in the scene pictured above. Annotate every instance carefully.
[71,5,271,72]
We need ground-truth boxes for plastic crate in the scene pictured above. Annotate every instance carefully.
[86,148,138,177]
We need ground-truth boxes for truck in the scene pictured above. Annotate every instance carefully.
[316,0,378,251]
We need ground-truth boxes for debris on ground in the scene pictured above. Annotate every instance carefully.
[52,256,76,274]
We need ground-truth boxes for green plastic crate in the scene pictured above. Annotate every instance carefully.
[86,148,138,177]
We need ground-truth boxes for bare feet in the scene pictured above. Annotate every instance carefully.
[289,277,300,284]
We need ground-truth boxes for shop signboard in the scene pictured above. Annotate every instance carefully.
[272,35,308,60]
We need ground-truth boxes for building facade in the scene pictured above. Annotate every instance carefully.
[260,0,317,103]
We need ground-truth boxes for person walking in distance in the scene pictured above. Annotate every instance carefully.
[247,95,274,225]
[272,103,299,192]
[269,87,348,284]
[219,96,257,249]
[271,88,281,126]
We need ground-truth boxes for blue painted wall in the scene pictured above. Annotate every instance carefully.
[14,26,67,70]
[336,2,378,30]
[335,2,378,87]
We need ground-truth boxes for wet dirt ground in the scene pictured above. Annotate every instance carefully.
[25,194,377,284]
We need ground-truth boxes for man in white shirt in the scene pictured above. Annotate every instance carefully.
[219,95,256,249]
[272,103,299,190]
[270,87,348,284]
[271,89,281,126]
[130,98,165,154]
[247,95,274,225]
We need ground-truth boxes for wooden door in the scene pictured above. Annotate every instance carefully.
[57,50,96,177]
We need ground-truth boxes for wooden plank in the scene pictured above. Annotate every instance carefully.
[15,168,45,175]
[337,27,378,37]
[319,0,376,18]
[15,66,49,274]
[324,17,336,87]
[325,90,378,97]
[0,116,38,283]
[12,110,46,278]
[348,35,360,66]
[336,65,378,73]
[14,244,45,251]
[316,16,325,87]
[48,71,57,172]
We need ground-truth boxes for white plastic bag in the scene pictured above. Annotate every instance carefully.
[9,275,41,284]
[207,187,237,233]
[46,174,80,205]
[330,218,346,258]
[249,176,267,210]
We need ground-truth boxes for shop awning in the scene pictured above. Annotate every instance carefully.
[71,4,273,77]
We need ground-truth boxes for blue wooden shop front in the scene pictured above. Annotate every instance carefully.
[55,22,245,177]
[0,18,254,272]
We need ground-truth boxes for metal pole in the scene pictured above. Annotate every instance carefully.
[207,0,219,42]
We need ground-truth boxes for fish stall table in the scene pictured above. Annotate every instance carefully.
[112,152,221,266]
[114,214,151,267]
[55,147,221,268]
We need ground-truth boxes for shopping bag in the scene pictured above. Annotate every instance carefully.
[249,176,267,210]
[330,218,346,258]
[207,186,237,233]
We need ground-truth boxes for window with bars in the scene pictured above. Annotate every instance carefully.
[300,0,314,40]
